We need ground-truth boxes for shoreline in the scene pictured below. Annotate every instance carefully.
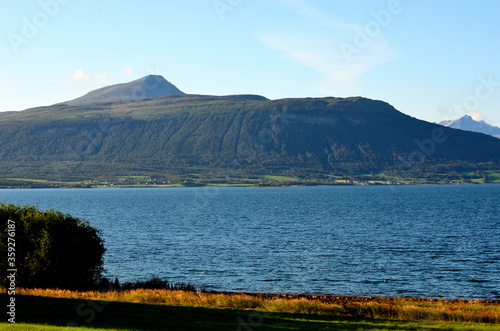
[2,170,500,188]
[5,287,499,326]
[2,181,500,189]
[6,286,499,304]
[197,290,500,305]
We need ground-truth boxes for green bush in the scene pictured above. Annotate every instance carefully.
[0,203,105,290]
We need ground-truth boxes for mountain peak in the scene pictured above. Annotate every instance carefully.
[66,75,185,106]
[439,115,500,139]
[461,114,484,123]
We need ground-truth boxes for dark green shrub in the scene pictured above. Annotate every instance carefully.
[0,203,105,290]
[121,275,196,291]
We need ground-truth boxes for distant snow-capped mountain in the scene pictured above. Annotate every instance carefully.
[439,115,500,139]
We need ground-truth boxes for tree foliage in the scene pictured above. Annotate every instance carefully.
[0,203,105,289]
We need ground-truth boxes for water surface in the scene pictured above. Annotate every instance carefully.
[1,185,498,299]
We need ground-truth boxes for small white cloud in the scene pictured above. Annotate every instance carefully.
[123,67,134,75]
[71,69,107,86]
[468,110,484,122]
[72,69,91,82]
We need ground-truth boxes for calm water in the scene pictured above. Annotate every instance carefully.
[1,185,499,299]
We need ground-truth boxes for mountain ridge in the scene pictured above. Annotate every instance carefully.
[0,93,498,184]
[439,115,500,139]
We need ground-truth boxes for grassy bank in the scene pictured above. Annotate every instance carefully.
[2,170,500,188]
[1,288,499,330]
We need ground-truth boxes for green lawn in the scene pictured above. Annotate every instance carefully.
[206,183,253,187]
[6,178,50,183]
[0,324,118,330]
[128,176,150,180]
[487,172,500,183]
[2,178,90,188]
[262,175,299,182]
[1,294,498,330]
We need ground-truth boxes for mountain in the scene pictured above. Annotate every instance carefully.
[1,93,499,184]
[65,75,184,106]
[0,111,15,119]
[439,115,500,139]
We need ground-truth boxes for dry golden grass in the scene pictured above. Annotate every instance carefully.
[8,287,500,324]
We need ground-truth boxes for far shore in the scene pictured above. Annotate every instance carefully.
[2,180,500,190]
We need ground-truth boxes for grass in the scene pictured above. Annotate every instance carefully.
[0,324,117,330]
[2,289,499,330]
[261,175,299,182]
[5,178,50,183]
[1,294,499,331]
[4,178,82,186]
[128,176,149,180]
[2,177,92,188]
[486,172,500,183]
[454,171,500,184]
[206,183,252,187]
[2,320,499,331]
[3,170,500,188]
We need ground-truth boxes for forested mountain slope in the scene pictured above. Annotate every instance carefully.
[0,94,498,181]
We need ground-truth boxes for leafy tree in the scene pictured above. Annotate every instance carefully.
[0,203,105,290]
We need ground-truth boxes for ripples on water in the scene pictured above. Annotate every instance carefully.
[1,185,499,299]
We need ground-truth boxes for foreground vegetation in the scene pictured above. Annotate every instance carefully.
[0,204,105,290]
[1,288,499,330]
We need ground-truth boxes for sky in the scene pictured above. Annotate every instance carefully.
[1,0,499,126]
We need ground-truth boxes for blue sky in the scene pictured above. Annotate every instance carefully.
[1,0,499,125]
